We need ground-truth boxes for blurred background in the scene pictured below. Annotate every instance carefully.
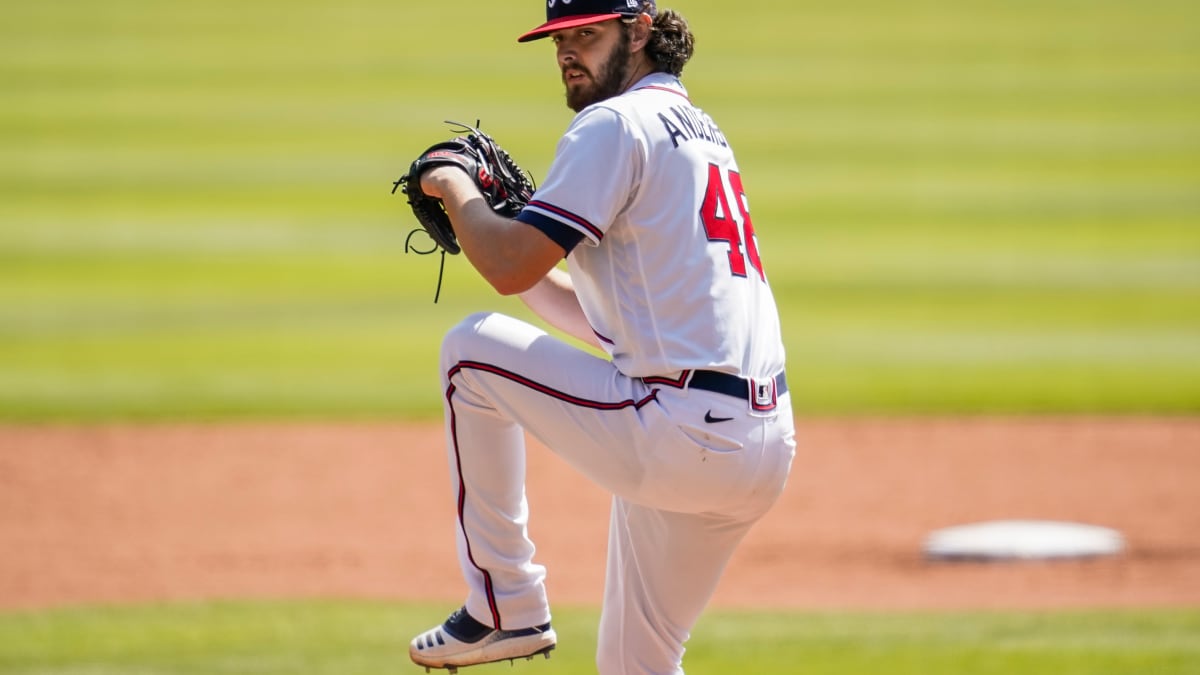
[2,0,1198,421]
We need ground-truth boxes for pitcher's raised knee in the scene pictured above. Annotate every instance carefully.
[440,312,498,371]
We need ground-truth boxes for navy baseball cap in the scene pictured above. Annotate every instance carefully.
[517,0,656,43]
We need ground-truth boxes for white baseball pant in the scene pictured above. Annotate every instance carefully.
[438,312,795,674]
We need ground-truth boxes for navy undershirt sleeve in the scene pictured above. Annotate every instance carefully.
[515,210,586,256]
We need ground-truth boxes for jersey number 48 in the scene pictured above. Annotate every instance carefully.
[700,163,765,282]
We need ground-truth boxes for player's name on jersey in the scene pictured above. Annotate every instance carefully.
[658,104,729,149]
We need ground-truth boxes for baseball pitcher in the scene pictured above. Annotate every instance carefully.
[396,2,795,673]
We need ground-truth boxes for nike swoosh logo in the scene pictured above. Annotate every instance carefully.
[704,411,734,424]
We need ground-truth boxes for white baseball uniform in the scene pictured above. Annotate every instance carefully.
[439,72,794,674]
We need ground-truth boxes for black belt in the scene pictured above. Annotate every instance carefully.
[688,370,789,402]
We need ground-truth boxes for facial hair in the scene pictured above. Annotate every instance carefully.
[564,28,633,113]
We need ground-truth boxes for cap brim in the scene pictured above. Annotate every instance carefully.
[517,13,622,43]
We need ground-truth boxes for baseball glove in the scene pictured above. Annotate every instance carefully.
[393,121,536,256]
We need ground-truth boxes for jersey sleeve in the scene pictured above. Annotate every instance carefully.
[515,106,643,249]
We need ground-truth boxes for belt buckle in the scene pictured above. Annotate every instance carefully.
[748,376,777,414]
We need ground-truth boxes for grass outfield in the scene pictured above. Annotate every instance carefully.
[2,0,1198,420]
[0,601,1196,675]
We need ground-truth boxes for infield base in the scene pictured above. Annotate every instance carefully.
[924,519,1125,562]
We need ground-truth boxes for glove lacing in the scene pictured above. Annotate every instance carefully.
[400,216,448,304]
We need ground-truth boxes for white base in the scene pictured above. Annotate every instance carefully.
[924,519,1125,561]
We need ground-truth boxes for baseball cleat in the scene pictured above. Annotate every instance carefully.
[409,606,556,673]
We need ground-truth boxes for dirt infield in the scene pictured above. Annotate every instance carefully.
[2,418,1198,612]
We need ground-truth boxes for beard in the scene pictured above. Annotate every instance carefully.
[563,29,633,112]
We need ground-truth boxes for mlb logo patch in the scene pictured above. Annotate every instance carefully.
[750,378,777,412]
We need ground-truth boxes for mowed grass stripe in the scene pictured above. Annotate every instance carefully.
[0,602,1196,675]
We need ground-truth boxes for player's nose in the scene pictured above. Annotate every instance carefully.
[556,42,577,65]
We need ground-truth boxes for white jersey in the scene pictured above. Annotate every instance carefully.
[516,72,785,380]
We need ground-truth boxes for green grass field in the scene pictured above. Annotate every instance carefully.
[2,1,1198,673]
[1,601,1197,675]
[3,0,1197,420]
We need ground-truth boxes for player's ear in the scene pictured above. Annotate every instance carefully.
[628,13,653,51]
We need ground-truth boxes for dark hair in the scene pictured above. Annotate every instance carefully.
[643,9,694,76]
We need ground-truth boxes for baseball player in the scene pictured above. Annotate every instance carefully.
[408,1,795,673]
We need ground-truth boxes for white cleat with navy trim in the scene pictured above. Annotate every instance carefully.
[409,606,556,673]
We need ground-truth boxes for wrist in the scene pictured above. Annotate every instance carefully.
[419,165,467,200]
